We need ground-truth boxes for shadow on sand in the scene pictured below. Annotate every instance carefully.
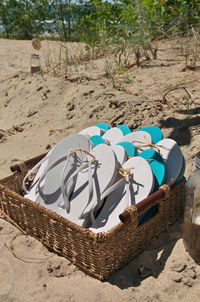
[158,109,200,146]
[107,111,200,288]
[108,222,182,289]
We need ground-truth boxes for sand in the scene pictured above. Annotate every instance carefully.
[1,37,200,301]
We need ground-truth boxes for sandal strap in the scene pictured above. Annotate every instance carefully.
[37,149,89,205]
[90,177,126,228]
[59,159,93,213]
[79,160,95,219]
[60,150,96,214]
[90,171,135,228]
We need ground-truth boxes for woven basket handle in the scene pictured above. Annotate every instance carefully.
[10,152,47,173]
[119,183,173,223]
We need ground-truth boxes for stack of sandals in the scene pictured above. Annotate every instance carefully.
[23,123,185,233]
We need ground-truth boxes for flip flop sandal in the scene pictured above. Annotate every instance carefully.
[91,129,149,160]
[89,156,154,233]
[89,135,106,146]
[79,126,101,137]
[55,144,118,227]
[116,142,137,157]
[156,138,183,184]
[116,131,152,154]
[137,126,163,144]
[138,149,166,192]
[95,122,110,132]
[102,127,124,145]
[23,134,93,209]
[111,145,127,165]
[116,125,131,135]
[174,155,186,184]
[89,135,127,165]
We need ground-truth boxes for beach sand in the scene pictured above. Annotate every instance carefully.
[1,38,200,301]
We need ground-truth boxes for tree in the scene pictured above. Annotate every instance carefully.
[0,0,50,39]
[49,0,78,41]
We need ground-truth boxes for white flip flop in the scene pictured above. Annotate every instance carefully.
[156,138,183,184]
[89,135,127,165]
[79,126,101,137]
[102,127,124,145]
[54,144,118,227]
[111,145,127,166]
[116,131,152,154]
[89,156,154,233]
[23,134,93,210]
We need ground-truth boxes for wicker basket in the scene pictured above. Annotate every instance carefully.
[0,155,185,280]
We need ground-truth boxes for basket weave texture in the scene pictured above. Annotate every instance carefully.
[0,165,185,280]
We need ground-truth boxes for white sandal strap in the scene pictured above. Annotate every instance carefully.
[59,160,92,213]
[90,177,127,228]
[60,150,96,215]
[79,160,94,219]
[37,149,91,206]
[90,172,135,228]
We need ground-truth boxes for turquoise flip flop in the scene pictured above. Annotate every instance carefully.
[95,122,110,133]
[116,142,137,157]
[137,126,163,144]
[116,130,152,154]
[139,149,166,192]
[89,135,106,146]
[116,125,131,135]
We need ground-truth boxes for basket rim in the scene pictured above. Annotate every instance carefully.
[0,169,186,240]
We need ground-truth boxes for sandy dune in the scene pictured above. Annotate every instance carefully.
[1,38,200,301]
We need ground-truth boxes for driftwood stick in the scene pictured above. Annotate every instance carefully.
[162,86,191,104]
[0,74,19,84]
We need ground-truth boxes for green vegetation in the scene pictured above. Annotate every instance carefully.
[1,0,200,41]
[0,0,200,77]
[0,0,50,39]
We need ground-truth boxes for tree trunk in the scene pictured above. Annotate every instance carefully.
[59,0,67,40]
